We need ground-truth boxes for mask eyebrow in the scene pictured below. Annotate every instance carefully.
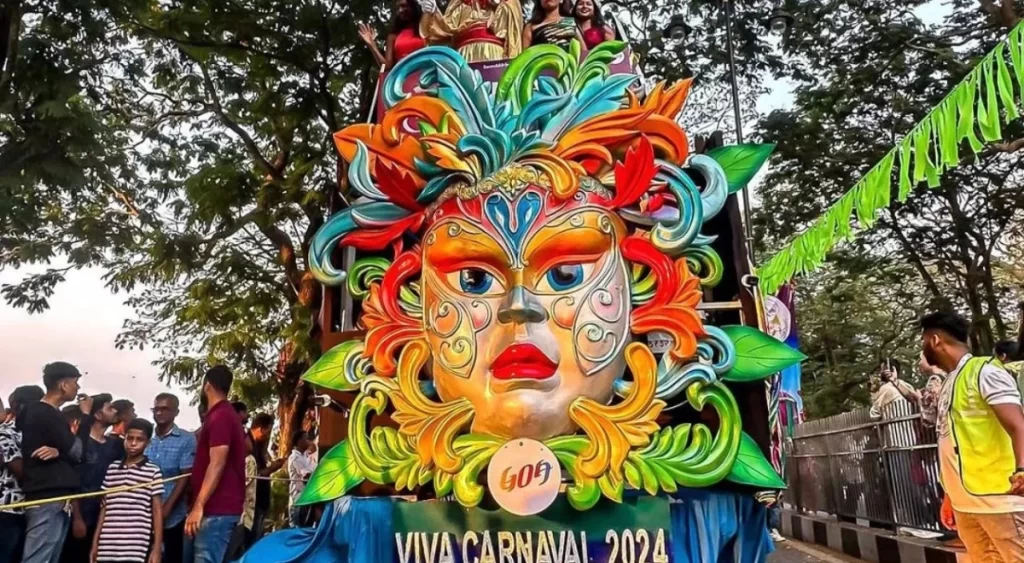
[524,223,612,275]
[425,220,512,274]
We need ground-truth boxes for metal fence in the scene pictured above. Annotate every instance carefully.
[784,401,944,532]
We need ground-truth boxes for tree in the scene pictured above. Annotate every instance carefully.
[609,0,790,141]
[793,262,932,418]
[755,0,1024,362]
[0,0,392,453]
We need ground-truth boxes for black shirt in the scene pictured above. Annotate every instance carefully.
[252,435,270,510]
[17,401,91,501]
[78,435,125,525]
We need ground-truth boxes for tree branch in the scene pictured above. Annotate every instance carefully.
[132,19,314,73]
[0,1,22,106]
[196,60,283,182]
[980,0,1022,28]
[255,219,301,297]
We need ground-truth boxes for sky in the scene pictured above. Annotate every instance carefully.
[0,0,952,432]
[0,267,200,429]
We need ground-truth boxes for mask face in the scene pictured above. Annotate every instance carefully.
[421,187,631,439]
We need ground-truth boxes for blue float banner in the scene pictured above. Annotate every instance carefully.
[393,496,671,563]
[240,489,771,563]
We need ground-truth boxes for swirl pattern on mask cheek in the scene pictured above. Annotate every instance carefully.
[468,299,493,330]
[572,252,630,376]
[550,296,577,330]
[423,271,478,378]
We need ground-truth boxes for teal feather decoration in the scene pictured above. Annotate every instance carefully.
[348,143,387,201]
[425,59,496,135]
[541,74,636,142]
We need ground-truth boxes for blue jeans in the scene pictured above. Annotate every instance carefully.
[184,515,238,563]
[768,505,781,530]
[22,502,70,563]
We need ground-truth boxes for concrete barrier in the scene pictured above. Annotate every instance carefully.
[780,509,970,563]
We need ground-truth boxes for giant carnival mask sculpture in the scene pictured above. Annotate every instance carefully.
[301,41,796,511]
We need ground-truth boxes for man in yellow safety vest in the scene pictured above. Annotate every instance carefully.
[923,311,1024,561]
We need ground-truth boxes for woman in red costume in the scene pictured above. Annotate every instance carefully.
[358,0,426,70]
[573,0,615,50]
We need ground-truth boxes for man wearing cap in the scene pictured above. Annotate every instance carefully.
[17,362,93,563]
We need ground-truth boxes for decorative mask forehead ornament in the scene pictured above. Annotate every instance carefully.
[303,41,795,511]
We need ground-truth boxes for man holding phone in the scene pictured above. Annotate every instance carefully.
[18,362,93,563]
[870,358,921,418]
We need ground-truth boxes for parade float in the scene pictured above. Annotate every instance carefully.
[242,25,806,563]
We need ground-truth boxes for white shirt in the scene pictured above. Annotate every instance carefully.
[287,448,317,507]
[937,354,1024,513]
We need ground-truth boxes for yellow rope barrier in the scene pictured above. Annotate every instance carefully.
[0,472,311,511]
[0,474,191,512]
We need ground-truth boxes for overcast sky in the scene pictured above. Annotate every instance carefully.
[0,267,200,430]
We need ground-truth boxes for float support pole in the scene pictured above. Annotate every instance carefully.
[722,0,756,263]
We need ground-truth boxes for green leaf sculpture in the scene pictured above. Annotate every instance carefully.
[721,325,806,382]
[301,340,368,392]
[725,432,786,489]
[706,144,775,193]
[294,440,365,506]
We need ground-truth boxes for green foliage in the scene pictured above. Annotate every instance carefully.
[761,21,1024,295]
[706,144,775,193]
[295,440,365,506]
[721,325,806,382]
[791,264,931,419]
[0,0,390,443]
[754,0,1024,375]
[725,433,785,489]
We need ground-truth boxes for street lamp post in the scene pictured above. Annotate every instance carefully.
[664,0,792,264]
[720,0,755,262]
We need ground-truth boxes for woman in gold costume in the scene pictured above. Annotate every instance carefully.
[416,0,524,63]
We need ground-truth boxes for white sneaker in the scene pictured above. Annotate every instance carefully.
[770,529,786,542]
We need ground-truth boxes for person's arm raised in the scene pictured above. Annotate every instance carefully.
[358,24,388,68]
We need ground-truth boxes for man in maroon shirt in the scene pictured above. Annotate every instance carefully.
[184,365,247,563]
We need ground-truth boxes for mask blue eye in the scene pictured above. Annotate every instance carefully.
[459,268,495,294]
[544,264,584,291]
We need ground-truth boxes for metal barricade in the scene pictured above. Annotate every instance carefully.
[786,401,943,532]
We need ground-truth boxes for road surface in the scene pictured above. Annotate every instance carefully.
[768,539,865,563]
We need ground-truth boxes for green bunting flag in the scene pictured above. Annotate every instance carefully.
[759,20,1024,295]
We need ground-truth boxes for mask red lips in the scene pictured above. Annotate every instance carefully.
[491,343,558,380]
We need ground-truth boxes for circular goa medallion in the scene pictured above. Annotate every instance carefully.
[487,439,562,516]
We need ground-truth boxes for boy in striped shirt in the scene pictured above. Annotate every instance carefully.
[90,418,164,563]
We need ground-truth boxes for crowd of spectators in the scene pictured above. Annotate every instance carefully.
[0,364,319,563]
